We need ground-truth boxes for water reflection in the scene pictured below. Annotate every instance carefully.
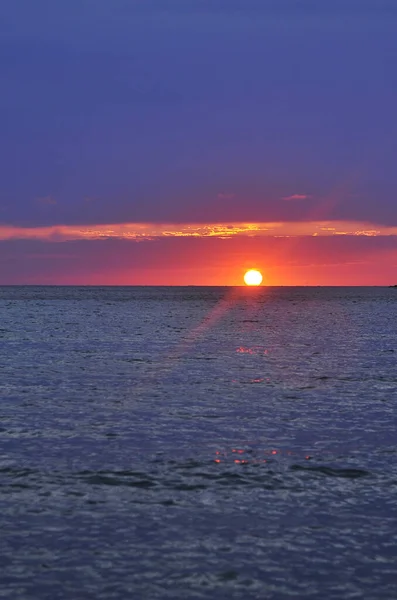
[213,447,312,464]
[236,346,269,355]
[160,286,272,375]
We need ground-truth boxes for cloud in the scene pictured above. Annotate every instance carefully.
[0,220,396,242]
[282,194,311,201]
[37,196,57,206]
[217,192,235,200]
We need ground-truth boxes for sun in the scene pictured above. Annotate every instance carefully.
[244,269,263,286]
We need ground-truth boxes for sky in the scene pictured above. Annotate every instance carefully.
[1,0,397,285]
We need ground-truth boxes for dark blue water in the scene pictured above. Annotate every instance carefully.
[1,286,397,599]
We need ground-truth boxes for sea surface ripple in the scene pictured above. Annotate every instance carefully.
[1,286,397,599]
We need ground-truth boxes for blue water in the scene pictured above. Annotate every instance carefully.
[1,286,397,599]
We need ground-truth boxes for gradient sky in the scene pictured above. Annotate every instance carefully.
[1,0,397,284]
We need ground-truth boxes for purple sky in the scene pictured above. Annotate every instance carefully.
[1,0,397,283]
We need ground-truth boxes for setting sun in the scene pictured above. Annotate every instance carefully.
[244,269,263,286]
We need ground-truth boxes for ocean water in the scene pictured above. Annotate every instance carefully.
[1,286,397,599]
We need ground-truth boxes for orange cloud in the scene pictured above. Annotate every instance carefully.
[282,194,311,201]
[0,220,396,242]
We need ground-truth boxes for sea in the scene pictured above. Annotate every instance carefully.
[1,286,397,599]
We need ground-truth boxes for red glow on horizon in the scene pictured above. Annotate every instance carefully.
[3,233,396,286]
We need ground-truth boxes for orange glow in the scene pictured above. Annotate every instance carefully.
[2,218,396,286]
[1,220,395,242]
[244,269,263,286]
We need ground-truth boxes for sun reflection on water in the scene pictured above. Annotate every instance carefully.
[159,285,271,375]
[236,346,269,355]
[213,447,312,464]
